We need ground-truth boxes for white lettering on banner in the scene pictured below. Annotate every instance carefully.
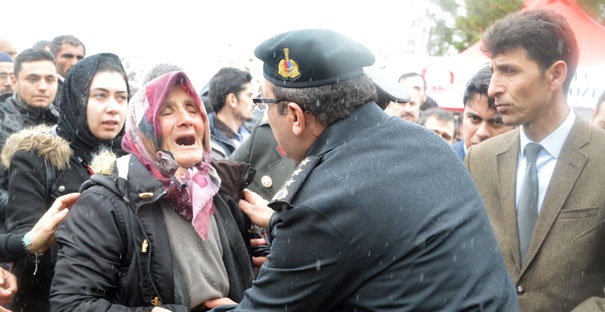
[568,66,605,109]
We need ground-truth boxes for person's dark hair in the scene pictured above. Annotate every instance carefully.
[56,53,129,163]
[96,56,130,96]
[271,74,377,126]
[142,63,182,85]
[59,53,130,125]
[199,82,213,114]
[481,9,579,94]
[463,66,495,110]
[398,72,426,91]
[418,107,455,126]
[596,90,605,115]
[208,67,252,112]
[14,48,56,77]
[50,35,86,57]
[32,40,50,50]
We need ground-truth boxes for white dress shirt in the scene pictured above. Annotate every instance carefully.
[516,109,576,213]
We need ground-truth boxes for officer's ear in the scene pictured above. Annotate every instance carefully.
[288,102,308,136]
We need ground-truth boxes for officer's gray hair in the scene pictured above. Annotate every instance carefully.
[272,74,377,126]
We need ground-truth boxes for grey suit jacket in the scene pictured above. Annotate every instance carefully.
[465,118,605,311]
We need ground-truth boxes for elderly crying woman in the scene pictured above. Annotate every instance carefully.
[50,71,255,311]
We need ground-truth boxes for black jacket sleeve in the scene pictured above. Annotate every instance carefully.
[3,150,50,261]
[50,186,187,312]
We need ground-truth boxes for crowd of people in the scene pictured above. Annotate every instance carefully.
[0,7,604,312]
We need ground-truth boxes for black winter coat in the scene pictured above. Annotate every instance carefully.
[212,103,519,311]
[1,125,87,311]
[0,93,59,236]
[50,155,256,311]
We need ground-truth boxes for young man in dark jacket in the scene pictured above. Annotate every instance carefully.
[0,49,58,239]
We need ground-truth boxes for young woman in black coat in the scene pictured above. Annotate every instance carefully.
[1,53,129,311]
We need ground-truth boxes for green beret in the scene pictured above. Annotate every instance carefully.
[254,29,375,88]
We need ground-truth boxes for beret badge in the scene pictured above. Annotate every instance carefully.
[277,48,300,80]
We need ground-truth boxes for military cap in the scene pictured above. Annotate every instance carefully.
[254,28,375,88]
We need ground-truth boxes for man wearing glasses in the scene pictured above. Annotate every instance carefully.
[208,29,518,311]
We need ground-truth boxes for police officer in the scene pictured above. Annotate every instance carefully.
[210,28,518,311]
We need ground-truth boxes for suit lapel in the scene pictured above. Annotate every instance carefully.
[496,132,523,273]
[522,119,589,274]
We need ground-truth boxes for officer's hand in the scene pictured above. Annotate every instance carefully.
[204,297,237,309]
[239,189,273,228]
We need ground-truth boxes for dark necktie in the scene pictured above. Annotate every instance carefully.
[517,143,542,265]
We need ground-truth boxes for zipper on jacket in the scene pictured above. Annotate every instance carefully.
[134,190,166,305]
[141,239,149,253]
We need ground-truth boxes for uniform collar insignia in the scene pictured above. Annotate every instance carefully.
[271,157,313,202]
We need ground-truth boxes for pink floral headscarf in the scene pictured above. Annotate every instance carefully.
[122,71,220,240]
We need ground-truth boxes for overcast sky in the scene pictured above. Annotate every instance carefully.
[3,0,438,91]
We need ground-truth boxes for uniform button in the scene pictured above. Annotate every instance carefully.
[58,185,66,193]
[261,175,273,188]
[516,285,525,294]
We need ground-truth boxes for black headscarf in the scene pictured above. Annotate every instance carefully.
[55,53,130,164]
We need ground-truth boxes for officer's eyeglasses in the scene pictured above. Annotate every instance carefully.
[0,73,12,80]
[253,98,288,111]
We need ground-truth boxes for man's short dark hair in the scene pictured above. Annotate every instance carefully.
[32,40,50,50]
[142,63,182,85]
[14,48,56,77]
[482,9,579,93]
[208,67,252,112]
[463,66,495,110]
[418,107,455,126]
[270,74,377,126]
[50,35,86,57]
[398,72,426,91]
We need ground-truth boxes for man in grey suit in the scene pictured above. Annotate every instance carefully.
[465,9,605,311]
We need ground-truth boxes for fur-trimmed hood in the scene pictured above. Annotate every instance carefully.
[90,149,118,175]
[1,125,72,171]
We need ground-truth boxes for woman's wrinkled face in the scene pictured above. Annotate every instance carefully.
[159,85,205,168]
[86,71,128,140]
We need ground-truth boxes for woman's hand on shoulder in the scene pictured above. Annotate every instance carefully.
[27,192,80,253]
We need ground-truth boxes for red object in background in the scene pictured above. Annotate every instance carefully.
[424,0,605,112]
